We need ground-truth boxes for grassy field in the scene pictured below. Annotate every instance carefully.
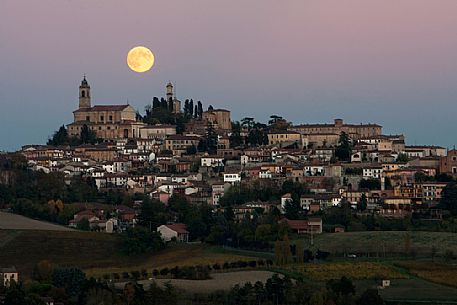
[114,271,278,292]
[282,262,406,281]
[84,244,260,278]
[296,231,457,256]
[394,261,457,288]
[0,229,260,278]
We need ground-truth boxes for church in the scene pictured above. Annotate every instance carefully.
[67,77,147,140]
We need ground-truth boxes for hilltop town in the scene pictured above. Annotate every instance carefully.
[2,77,457,304]
[8,77,457,230]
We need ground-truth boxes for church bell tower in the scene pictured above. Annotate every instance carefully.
[79,75,91,109]
[166,81,174,101]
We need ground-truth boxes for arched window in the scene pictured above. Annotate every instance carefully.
[81,90,85,98]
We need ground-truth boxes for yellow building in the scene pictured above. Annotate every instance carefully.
[267,130,304,147]
[165,135,200,156]
[67,77,145,140]
[291,119,382,140]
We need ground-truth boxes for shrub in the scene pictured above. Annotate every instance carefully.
[131,270,140,280]
[141,269,148,279]
[160,268,169,276]
[152,269,159,277]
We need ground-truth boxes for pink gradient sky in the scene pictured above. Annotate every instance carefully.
[1,0,457,150]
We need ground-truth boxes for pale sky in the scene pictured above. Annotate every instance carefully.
[1,0,457,151]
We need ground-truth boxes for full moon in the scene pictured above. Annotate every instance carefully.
[127,46,155,73]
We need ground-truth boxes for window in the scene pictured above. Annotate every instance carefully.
[81,90,85,98]
[86,116,90,121]
[100,115,104,121]
[109,115,113,121]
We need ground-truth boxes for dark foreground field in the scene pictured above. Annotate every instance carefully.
[2,228,457,303]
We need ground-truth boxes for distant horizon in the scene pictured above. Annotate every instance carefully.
[2,0,457,151]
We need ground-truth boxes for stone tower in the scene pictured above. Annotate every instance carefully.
[166,82,173,101]
[79,76,91,109]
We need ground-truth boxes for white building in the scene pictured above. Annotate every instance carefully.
[157,224,189,242]
[223,172,241,184]
[0,267,18,287]
[363,166,383,179]
[201,156,224,167]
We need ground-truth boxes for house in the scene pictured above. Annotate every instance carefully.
[201,156,224,168]
[69,210,99,228]
[165,135,200,156]
[280,193,293,213]
[279,218,323,234]
[223,172,241,184]
[440,149,457,176]
[362,165,383,179]
[0,266,18,287]
[300,195,314,210]
[157,223,189,242]
[211,183,228,206]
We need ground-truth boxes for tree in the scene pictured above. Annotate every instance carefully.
[3,284,28,305]
[198,123,218,154]
[241,117,255,130]
[230,121,243,148]
[397,153,409,162]
[80,124,97,144]
[189,99,194,116]
[32,260,54,283]
[357,289,384,305]
[440,182,457,215]
[335,132,352,161]
[185,145,197,155]
[197,101,203,118]
[47,125,69,145]
[76,218,90,231]
[137,198,168,231]
[327,276,355,296]
[268,115,290,131]
[52,267,86,297]
[359,178,381,190]
[284,199,300,220]
[121,227,165,255]
[357,193,368,212]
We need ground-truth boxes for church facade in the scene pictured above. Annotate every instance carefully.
[67,77,146,140]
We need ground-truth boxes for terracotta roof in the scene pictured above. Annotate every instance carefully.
[74,105,130,112]
[165,223,189,234]
[281,218,309,230]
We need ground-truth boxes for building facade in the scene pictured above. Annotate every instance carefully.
[291,119,382,140]
[67,77,145,140]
